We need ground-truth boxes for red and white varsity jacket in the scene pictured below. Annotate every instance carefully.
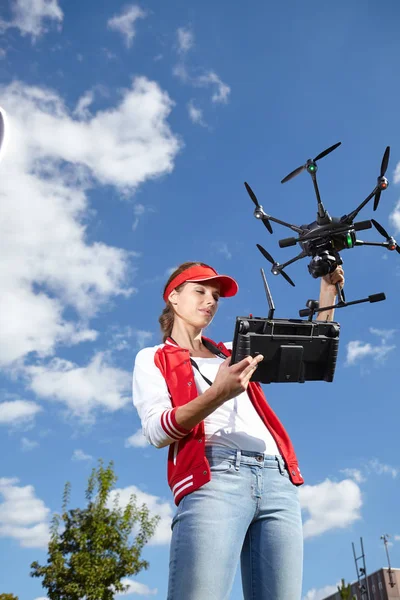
[133,336,304,506]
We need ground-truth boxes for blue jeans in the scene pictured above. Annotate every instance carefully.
[167,446,303,600]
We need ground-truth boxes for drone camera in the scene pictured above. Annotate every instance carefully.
[308,250,338,278]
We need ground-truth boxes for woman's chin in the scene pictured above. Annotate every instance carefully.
[191,314,213,328]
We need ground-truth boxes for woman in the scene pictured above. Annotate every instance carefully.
[132,261,344,600]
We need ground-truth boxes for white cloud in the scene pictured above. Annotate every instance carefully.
[394,535,400,541]
[299,478,362,538]
[107,326,153,352]
[0,477,50,548]
[389,199,400,233]
[367,458,398,478]
[211,241,232,260]
[132,202,156,231]
[134,203,145,217]
[303,583,339,600]
[346,340,395,365]
[114,578,157,596]
[72,449,93,461]
[0,400,42,426]
[196,71,231,104]
[125,429,149,448]
[173,62,190,83]
[74,90,94,119]
[21,437,39,451]
[107,485,174,546]
[177,27,194,54]
[174,67,231,104]
[0,0,63,40]
[340,468,366,484]
[370,327,397,341]
[135,330,153,350]
[107,5,146,48]
[25,352,131,422]
[187,100,207,127]
[0,78,181,367]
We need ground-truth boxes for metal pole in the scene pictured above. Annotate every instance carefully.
[360,537,371,600]
[381,534,396,588]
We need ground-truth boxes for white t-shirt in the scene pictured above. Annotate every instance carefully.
[192,354,280,456]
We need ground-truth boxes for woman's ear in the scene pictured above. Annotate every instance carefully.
[168,289,178,305]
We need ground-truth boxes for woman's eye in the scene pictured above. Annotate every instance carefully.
[196,290,204,294]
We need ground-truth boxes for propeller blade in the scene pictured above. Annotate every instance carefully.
[314,142,341,162]
[281,165,305,184]
[256,243,274,265]
[371,218,390,239]
[380,146,390,177]
[373,189,382,211]
[256,244,295,286]
[280,269,295,287]
[396,245,400,255]
[244,181,260,207]
[262,217,273,234]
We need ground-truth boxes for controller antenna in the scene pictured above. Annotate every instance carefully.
[260,268,275,319]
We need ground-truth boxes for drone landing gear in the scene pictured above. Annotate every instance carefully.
[299,287,386,321]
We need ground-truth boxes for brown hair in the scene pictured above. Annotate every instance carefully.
[159,261,212,342]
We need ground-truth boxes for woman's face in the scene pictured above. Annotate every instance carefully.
[169,281,221,329]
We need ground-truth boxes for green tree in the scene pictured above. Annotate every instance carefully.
[30,459,160,600]
[0,594,19,600]
[337,578,352,599]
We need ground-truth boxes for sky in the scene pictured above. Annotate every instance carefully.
[0,1,399,599]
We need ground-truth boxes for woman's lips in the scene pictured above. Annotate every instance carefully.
[199,309,212,316]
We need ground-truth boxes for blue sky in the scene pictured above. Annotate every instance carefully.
[0,1,399,599]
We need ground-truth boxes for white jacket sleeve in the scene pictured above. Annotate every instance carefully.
[132,346,191,449]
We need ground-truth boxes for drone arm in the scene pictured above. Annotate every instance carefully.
[275,250,308,271]
[266,215,304,234]
[355,240,390,248]
[344,188,378,223]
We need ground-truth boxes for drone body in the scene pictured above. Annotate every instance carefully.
[245,143,399,293]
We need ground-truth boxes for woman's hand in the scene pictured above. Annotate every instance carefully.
[211,354,264,403]
[320,264,345,294]
[317,265,345,321]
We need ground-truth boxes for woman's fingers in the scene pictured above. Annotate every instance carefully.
[241,355,264,379]
[329,265,345,286]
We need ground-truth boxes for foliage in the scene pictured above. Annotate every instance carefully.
[30,459,160,600]
[337,578,352,599]
[0,594,19,600]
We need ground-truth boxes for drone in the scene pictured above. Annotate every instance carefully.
[244,142,399,315]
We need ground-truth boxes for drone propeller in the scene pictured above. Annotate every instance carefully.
[371,218,400,253]
[244,182,273,233]
[373,146,390,211]
[256,243,295,286]
[281,142,341,184]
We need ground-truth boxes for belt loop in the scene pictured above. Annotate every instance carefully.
[235,450,241,471]
[276,455,285,475]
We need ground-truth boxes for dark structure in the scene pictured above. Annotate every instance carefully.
[322,568,400,600]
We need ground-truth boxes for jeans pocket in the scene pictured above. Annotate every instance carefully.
[208,457,233,473]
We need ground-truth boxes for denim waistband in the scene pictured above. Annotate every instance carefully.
[205,444,286,473]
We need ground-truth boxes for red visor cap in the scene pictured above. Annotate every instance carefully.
[163,265,239,302]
